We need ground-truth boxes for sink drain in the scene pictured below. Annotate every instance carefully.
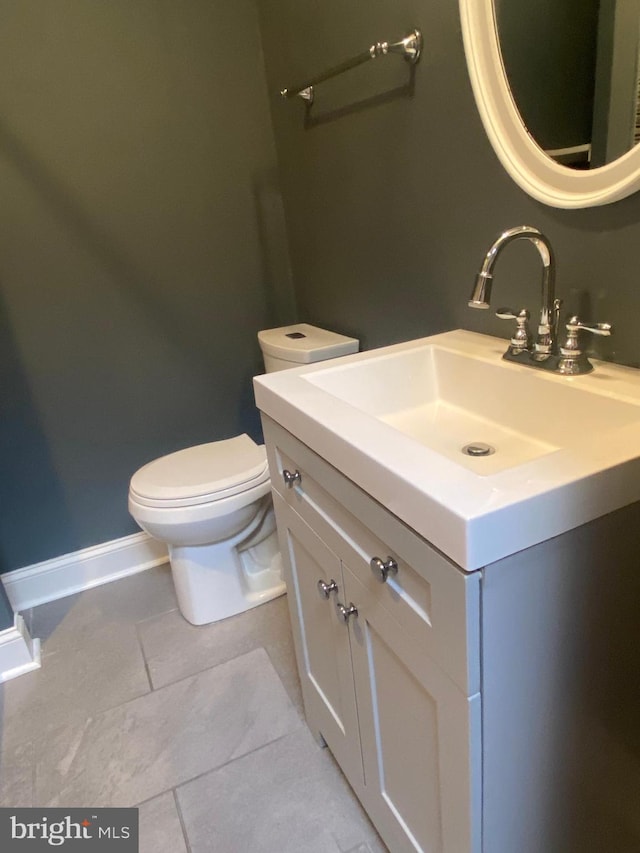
[462,442,495,457]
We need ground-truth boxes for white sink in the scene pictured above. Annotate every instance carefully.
[254,330,640,569]
[305,344,640,475]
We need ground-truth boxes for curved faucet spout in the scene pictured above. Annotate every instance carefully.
[469,225,558,354]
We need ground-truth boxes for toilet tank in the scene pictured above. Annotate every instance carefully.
[258,324,359,373]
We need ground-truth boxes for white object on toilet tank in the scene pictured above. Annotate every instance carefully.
[258,323,359,372]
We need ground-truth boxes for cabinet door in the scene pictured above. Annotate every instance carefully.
[273,493,363,785]
[342,564,481,853]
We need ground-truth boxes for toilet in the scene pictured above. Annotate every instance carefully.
[128,324,359,625]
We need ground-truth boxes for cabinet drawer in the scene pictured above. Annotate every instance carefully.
[263,416,481,696]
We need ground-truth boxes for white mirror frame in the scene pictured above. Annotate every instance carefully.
[459,0,640,208]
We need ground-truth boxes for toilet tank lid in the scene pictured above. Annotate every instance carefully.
[258,323,359,363]
[130,435,268,502]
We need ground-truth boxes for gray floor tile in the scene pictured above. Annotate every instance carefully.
[35,647,302,808]
[137,791,187,853]
[177,727,386,853]
[1,566,385,853]
[138,594,303,711]
[0,738,33,807]
[0,623,150,748]
[32,565,176,656]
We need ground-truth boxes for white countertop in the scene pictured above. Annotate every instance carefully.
[254,330,640,570]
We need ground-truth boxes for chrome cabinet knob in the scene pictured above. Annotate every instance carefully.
[336,602,358,623]
[317,578,338,599]
[370,556,398,583]
[283,469,301,488]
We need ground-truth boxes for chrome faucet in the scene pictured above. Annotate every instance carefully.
[468,226,613,375]
[469,225,561,359]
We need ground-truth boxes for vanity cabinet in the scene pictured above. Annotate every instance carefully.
[265,417,481,853]
[255,328,640,853]
[263,414,640,853]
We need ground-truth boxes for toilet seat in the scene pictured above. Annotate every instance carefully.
[129,435,269,509]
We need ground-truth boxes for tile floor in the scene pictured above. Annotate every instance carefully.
[0,566,386,852]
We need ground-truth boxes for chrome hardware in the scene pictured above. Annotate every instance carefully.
[336,602,358,623]
[495,307,532,354]
[564,316,613,337]
[552,298,563,347]
[282,469,301,488]
[462,442,495,457]
[469,226,561,359]
[370,556,398,583]
[557,316,613,376]
[280,29,422,102]
[295,86,314,104]
[317,578,338,599]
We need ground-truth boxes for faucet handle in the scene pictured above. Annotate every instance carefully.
[557,315,613,375]
[495,307,520,319]
[564,316,612,337]
[496,307,532,354]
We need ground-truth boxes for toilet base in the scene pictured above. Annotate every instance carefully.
[168,499,286,625]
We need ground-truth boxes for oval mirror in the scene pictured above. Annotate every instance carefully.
[460,0,640,207]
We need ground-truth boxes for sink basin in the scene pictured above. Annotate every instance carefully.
[254,330,640,570]
[304,343,640,475]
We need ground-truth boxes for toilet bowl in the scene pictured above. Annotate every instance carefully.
[128,324,359,626]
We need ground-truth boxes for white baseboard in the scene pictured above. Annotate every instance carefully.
[0,615,41,683]
[1,532,169,613]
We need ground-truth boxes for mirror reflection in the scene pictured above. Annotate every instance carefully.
[495,0,640,169]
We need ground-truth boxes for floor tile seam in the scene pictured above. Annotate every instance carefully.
[1,653,301,757]
[31,648,300,791]
[134,726,304,814]
[35,728,303,819]
[134,604,179,629]
[131,787,192,853]
[141,620,300,708]
[27,647,267,762]
[32,615,163,659]
[148,639,282,693]
[136,642,279,696]
[87,681,153,720]
[134,620,155,692]
[30,568,176,639]
[172,787,193,853]
[138,597,294,689]
[134,785,179,809]
[172,727,304,799]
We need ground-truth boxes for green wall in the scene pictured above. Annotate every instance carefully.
[0,585,12,627]
[257,0,640,370]
[0,0,294,578]
[5,0,640,622]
